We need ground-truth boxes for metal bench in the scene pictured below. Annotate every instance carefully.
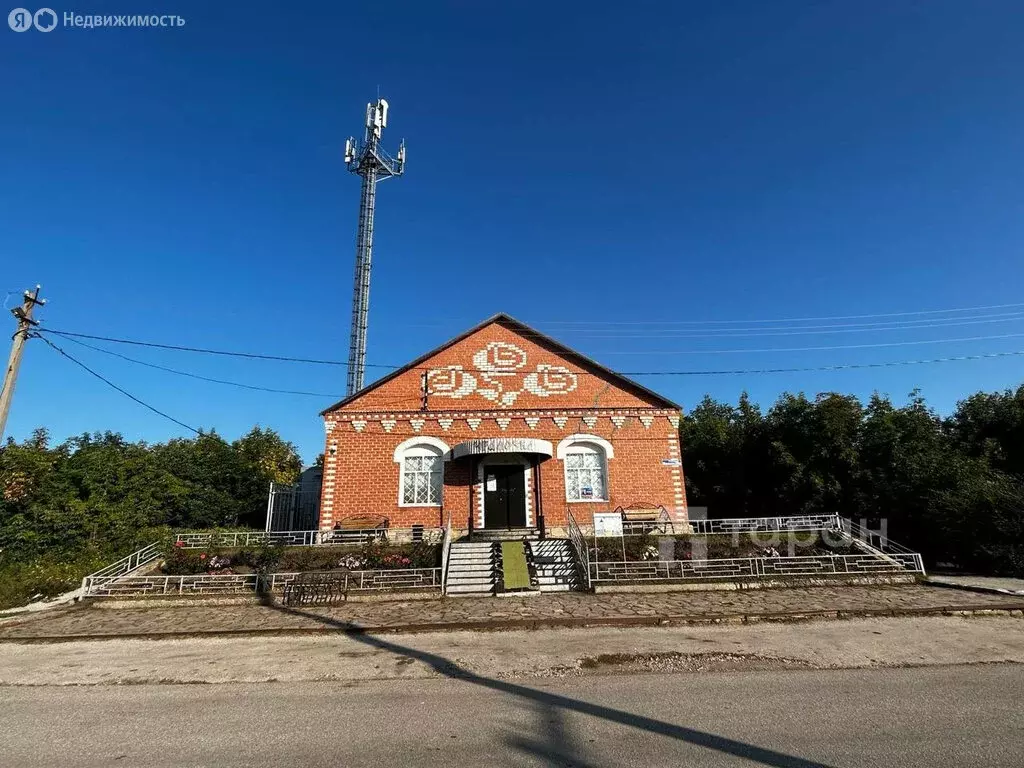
[282,571,348,606]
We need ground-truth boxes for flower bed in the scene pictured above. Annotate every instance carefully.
[591,531,857,563]
[157,541,440,576]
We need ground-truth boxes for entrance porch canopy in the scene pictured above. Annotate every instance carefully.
[449,437,553,461]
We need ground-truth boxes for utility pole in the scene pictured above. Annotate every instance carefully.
[0,285,46,441]
[343,98,406,395]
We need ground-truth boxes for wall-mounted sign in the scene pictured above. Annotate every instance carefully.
[661,458,681,467]
[593,512,624,538]
[485,475,497,492]
[580,487,593,499]
[451,437,554,459]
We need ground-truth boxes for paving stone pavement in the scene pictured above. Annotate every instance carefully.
[2,585,1023,641]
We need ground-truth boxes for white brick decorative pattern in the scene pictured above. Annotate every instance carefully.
[426,341,578,408]
[582,416,598,429]
[639,415,654,429]
[496,417,511,430]
[610,415,626,428]
[525,417,540,430]
[352,420,367,433]
[553,416,568,428]
[437,417,453,431]
[466,418,481,431]
[410,418,425,432]
[667,413,681,428]
[381,420,396,433]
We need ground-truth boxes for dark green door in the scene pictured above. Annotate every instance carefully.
[483,465,526,529]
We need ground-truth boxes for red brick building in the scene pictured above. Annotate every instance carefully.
[319,314,687,536]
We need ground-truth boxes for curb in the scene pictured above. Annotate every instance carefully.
[2,603,1023,644]
[925,578,1024,599]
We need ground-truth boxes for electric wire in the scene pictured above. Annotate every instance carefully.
[56,334,340,398]
[39,327,1024,371]
[36,335,200,434]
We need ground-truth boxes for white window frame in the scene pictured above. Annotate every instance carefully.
[557,435,612,503]
[393,437,450,508]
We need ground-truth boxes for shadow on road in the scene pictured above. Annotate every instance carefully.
[259,593,834,768]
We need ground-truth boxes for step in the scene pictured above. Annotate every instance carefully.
[536,575,577,584]
[446,584,497,595]
[447,577,496,587]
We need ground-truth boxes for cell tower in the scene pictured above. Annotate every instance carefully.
[343,98,406,395]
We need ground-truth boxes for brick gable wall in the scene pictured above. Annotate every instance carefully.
[320,320,687,534]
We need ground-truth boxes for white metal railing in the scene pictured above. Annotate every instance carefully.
[82,567,443,598]
[440,512,453,593]
[566,509,592,590]
[590,551,924,583]
[840,518,920,556]
[687,514,842,535]
[79,542,162,595]
[173,527,443,548]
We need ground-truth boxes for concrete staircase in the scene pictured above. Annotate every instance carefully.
[527,539,580,592]
[445,542,499,596]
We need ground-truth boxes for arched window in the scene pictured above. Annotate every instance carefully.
[557,435,613,503]
[393,437,449,507]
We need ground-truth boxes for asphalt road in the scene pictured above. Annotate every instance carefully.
[3,664,1022,767]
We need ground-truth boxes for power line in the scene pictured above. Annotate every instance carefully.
[627,349,1024,376]
[57,334,340,398]
[40,328,350,366]
[597,332,1024,355]
[526,301,1024,325]
[36,335,200,434]
[38,327,1024,376]
[538,313,1024,338]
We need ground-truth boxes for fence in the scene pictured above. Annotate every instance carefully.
[591,552,924,583]
[687,514,842,535]
[173,527,443,548]
[566,509,591,590]
[81,567,443,598]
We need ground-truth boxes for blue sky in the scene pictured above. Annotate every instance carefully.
[2,0,1023,463]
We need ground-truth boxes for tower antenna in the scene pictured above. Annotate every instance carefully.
[343,98,406,395]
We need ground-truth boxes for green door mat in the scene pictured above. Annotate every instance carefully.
[500,541,531,591]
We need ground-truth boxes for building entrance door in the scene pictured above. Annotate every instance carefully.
[482,465,526,529]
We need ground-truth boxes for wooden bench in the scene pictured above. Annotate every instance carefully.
[327,514,389,543]
[616,504,673,535]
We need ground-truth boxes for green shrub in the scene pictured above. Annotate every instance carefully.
[0,553,107,610]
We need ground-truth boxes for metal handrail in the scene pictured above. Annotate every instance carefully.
[839,517,920,556]
[566,509,592,590]
[83,542,161,581]
[440,510,453,594]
